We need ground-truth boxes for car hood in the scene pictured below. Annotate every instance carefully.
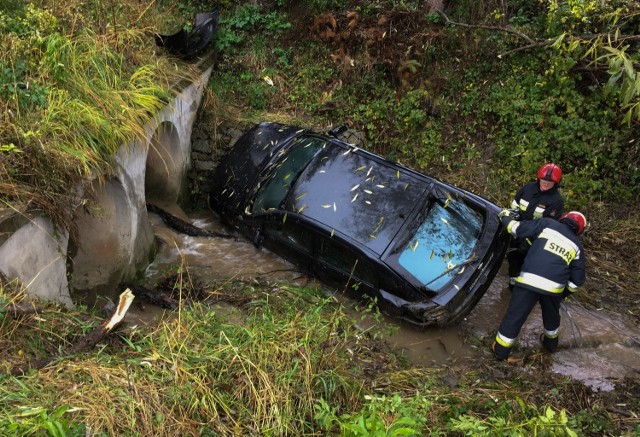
[210,122,306,212]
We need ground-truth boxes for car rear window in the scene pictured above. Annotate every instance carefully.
[397,199,483,291]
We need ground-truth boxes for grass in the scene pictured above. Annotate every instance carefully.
[2,1,640,435]
[0,274,381,435]
[0,2,200,232]
[2,272,629,435]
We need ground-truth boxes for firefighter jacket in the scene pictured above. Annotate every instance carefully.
[501,216,585,296]
[510,181,564,220]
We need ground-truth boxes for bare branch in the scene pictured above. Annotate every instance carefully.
[4,303,45,317]
[436,10,640,59]
[10,289,134,376]
[498,41,552,58]
[436,9,535,45]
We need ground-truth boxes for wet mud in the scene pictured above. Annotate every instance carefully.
[138,206,640,392]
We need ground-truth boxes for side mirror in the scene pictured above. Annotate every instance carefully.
[328,125,348,138]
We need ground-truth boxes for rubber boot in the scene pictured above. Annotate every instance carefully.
[492,341,509,361]
[540,333,558,353]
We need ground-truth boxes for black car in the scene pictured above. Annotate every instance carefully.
[209,122,509,327]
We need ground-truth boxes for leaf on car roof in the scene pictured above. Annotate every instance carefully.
[372,216,384,233]
[376,184,385,188]
[356,165,366,171]
[430,249,435,259]
[396,170,400,178]
[440,217,449,227]
[297,205,306,213]
[411,240,419,252]
[333,202,336,212]
[330,229,335,237]
[322,204,332,208]
[282,213,287,224]
[366,166,373,177]
[369,234,376,239]
[364,189,373,195]
[351,193,358,202]
[365,200,371,205]
[351,184,360,191]
[295,193,307,200]
[342,149,351,156]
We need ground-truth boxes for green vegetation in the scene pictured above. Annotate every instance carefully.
[210,0,640,208]
[207,0,640,316]
[1,0,640,435]
[2,275,625,436]
[0,1,197,228]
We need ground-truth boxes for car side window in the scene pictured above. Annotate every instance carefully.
[264,221,313,255]
[318,238,377,286]
[252,137,324,213]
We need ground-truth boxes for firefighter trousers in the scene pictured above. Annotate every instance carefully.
[494,285,563,359]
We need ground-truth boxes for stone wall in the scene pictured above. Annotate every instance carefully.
[188,114,250,209]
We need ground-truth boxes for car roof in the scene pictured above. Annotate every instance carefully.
[285,136,431,256]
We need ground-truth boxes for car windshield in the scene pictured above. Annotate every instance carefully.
[252,137,325,213]
[397,198,483,291]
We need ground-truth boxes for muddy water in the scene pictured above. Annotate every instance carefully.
[462,267,640,392]
[140,206,640,391]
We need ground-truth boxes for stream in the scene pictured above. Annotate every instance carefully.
[135,204,640,392]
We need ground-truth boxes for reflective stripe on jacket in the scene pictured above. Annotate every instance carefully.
[511,181,564,220]
[502,217,585,295]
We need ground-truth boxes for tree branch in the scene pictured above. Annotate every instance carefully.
[437,10,640,59]
[436,9,535,45]
[9,289,134,376]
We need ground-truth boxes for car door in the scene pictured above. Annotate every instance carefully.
[312,236,379,298]
[259,217,316,274]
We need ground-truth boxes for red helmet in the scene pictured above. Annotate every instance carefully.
[559,211,587,235]
[537,163,562,184]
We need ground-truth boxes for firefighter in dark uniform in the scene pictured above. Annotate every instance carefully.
[507,163,564,290]
[492,211,587,360]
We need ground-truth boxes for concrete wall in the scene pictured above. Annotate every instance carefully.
[0,57,215,306]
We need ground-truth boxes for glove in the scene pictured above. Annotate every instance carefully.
[561,288,573,300]
[499,208,521,220]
